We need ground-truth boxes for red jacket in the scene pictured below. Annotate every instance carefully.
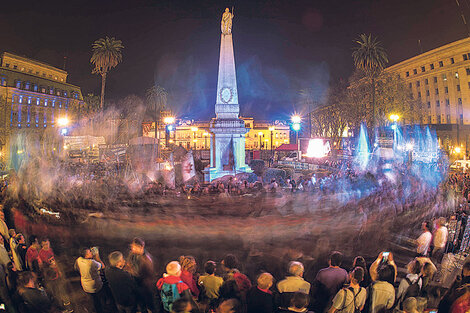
[156,275,190,295]
[180,270,199,297]
[233,272,252,293]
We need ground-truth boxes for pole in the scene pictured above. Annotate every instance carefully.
[270,130,273,155]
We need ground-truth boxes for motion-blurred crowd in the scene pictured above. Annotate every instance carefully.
[0,203,469,313]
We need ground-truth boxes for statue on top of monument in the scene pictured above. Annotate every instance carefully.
[221,7,234,35]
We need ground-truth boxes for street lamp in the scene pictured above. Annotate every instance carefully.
[164,116,175,148]
[57,117,70,127]
[191,127,198,150]
[269,126,275,154]
[258,132,263,150]
[389,114,400,122]
[291,115,301,124]
[203,132,209,149]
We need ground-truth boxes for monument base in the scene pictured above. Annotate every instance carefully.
[204,165,252,182]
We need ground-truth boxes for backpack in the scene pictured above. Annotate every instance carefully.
[160,280,182,312]
[338,287,363,313]
[399,276,422,309]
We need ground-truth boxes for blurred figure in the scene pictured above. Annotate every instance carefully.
[16,271,53,313]
[312,251,348,313]
[438,261,470,312]
[352,256,371,288]
[220,254,252,295]
[179,255,199,298]
[198,260,223,310]
[402,297,418,313]
[106,251,138,313]
[246,272,274,313]
[0,235,10,268]
[74,247,105,313]
[395,259,422,309]
[14,234,27,270]
[216,298,241,313]
[125,237,156,312]
[432,217,448,263]
[156,261,191,313]
[278,292,314,313]
[329,267,366,313]
[170,298,192,313]
[277,261,310,309]
[0,211,10,244]
[25,236,42,274]
[416,221,432,257]
[368,264,396,313]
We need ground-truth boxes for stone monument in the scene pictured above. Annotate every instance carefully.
[205,8,252,181]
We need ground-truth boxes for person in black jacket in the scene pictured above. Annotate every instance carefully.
[16,271,54,313]
[105,251,139,313]
[246,272,274,313]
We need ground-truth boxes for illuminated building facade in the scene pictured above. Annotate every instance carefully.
[143,117,290,151]
[386,37,470,152]
[0,52,84,164]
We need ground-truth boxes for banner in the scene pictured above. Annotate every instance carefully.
[182,150,196,182]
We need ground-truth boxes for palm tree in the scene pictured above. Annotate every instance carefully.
[352,34,388,128]
[90,37,124,111]
[146,85,168,143]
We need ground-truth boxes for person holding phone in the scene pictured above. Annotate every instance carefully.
[369,252,397,283]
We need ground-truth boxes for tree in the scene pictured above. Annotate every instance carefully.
[90,37,124,111]
[352,34,388,129]
[146,85,168,139]
[82,93,101,118]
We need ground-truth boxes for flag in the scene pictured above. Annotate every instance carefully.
[182,150,196,182]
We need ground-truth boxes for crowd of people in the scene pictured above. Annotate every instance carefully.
[0,199,470,313]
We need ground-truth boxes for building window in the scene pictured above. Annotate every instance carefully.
[437,115,441,123]
[406,71,409,77]
[468,81,470,89]
[459,98,463,105]
[445,86,448,94]
[41,86,46,93]
[435,88,439,95]
[13,65,17,70]
[15,80,21,88]
[18,96,23,104]
[24,82,30,90]
[457,84,461,91]
[455,72,459,78]
[464,54,468,61]
[446,99,450,106]
[451,57,455,64]
[430,63,434,70]
[443,74,447,81]
[428,116,432,124]
[48,75,52,79]
[413,69,417,75]
[33,84,38,92]
[0,77,6,86]
[36,98,40,105]
[434,77,437,83]
[418,91,421,98]
[27,97,31,104]
[5,64,9,68]
[467,68,470,75]
[63,91,67,97]
[427,102,431,108]
[426,90,430,96]
[44,99,48,107]
[409,82,412,89]
[416,81,420,87]
[447,114,451,122]
[436,100,440,107]
[421,66,425,72]
[461,114,464,124]
[74,93,78,99]
[49,88,53,95]
[439,61,443,67]
[425,78,428,85]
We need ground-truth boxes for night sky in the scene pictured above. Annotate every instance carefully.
[0,0,467,120]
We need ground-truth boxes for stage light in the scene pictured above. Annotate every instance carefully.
[455,147,462,154]
[306,138,330,158]
[61,128,68,136]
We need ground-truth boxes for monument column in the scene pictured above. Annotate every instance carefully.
[205,8,252,181]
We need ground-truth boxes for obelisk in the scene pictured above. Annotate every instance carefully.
[206,8,252,181]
